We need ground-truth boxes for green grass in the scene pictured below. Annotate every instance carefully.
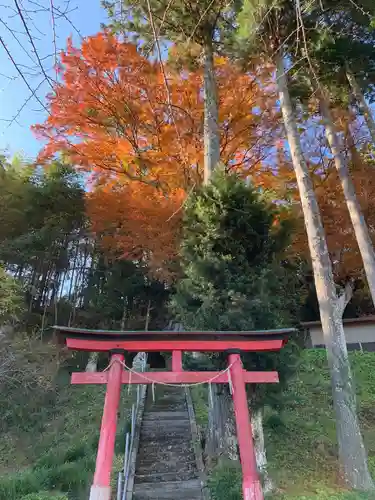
[190,385,209,429]
[201,350,375,499]
[0,359,132,500]
[4,349,375,499]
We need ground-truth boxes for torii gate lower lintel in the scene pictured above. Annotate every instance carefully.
[55,327,294,500]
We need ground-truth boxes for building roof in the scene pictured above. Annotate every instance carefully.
[302,316,375,328]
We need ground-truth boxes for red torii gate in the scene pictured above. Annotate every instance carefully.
[55,326,293,500]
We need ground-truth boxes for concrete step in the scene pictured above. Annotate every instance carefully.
[141,420,190,428]
[137,438,193,450]
[136,448,195,463]
[135,469,198,483]
[143,411,189,421]
[133,385,203,499]
[141,423,191,442]
[146,405,187,413]
[146,397,186,406]
[137,443,195,460]
[137,457,196,476]
[136,451,196,470]
[138,432,192,443]
[133,479,203,500]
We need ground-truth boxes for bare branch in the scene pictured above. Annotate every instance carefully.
[13,0,55,88]
[0,35,49,112]
[49,0,58,81]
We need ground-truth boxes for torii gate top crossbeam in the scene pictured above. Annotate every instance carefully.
[54,326,294,352]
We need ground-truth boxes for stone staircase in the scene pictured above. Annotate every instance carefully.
[132,385,204,500]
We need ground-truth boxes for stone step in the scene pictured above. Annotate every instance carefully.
[137,443,195,458]
[146,397,186,405]
[137,446,195,459]
[139,432,191,442]
[136,459,196,474]
[140,420,191,432]
[142,418,190,426]
[136,451,196,467]
[146,405,185,415]
[146,404,187,413]
[143,411,189,420]
[133,479,203,500]
[133,386,203,499]
[140,422,191,434]
[135,469,198,483]
[149,391,186,398]
[137,439,192,450]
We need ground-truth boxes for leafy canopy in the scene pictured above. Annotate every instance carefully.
[171,168,302,408]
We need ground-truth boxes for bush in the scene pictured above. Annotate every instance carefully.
[208,461,242,500]
[43,460,93,493]
[0,265,24,324]
[0,334,61,432]
[269,492,374,499]
[0,469,50,500]
[20,493,68,500]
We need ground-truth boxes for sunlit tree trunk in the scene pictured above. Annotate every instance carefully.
[68,242,79,302]
[85,352,99,372]
[120,297,128,330]
[276,52,373,491]
[251,407,273,494]
[346,69,375,144]
[202,37,235,462]
[320,94,375,308]
[144,299,151,331]
[206,385,238,464]
[203,39,220,185]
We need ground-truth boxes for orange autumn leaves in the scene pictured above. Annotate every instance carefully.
[87,182,185,279]
[34,32,273,187]
[34,32,275,275]
[34,32,375,284]
[268,134,375,283]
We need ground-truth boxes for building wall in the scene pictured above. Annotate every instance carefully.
[309,323,375,351]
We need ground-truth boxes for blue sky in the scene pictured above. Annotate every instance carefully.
[0,0,107,161]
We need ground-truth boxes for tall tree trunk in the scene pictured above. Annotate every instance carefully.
[85,352,99,372]
[144,299,151,331]
[17,264,24,279]
[28,267,38,312]
[251,407,273,494]
[346,69,375,144]
[83,241,97,308]
[203,39,220,185]
[40,298,49,338]
[206,385,238,464]
[320,94,375,308]
[120,297,128,330]
[68,241,79,302]
[276,52,373,491]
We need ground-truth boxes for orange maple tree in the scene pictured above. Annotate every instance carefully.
[86,181,185,279]
[265,114,375,286]
[34,32,277,275]
[34,32,275,188]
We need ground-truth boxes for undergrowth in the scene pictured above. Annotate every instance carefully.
[204,350,375,499]
[0,353,131,500]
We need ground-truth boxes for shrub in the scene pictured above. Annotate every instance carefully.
[43,460,92,492]
[0,468,50,500]
[20,493,68,500]
[208,461,242,500]
[0,334,61,432]
[0,265,24,324]
[270,492,374,499]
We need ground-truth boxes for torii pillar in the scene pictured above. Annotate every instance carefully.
[55,327,293,500]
